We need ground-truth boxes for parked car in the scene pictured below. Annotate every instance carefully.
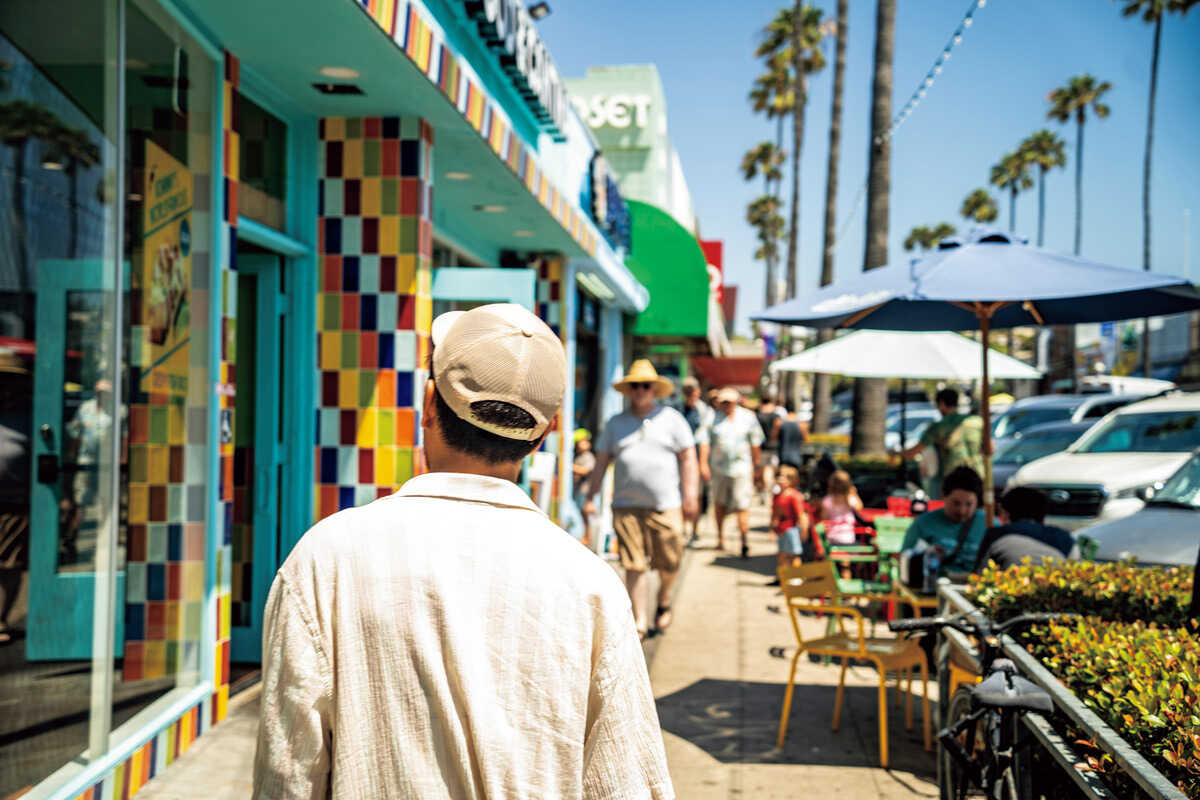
[1080,449,1200,567]
[991,420,1094,494]
[991,392,1150,453]
[1007,393,1200,530]
[884,407,940,451]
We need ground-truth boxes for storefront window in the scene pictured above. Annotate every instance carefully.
[238,94,286,230]
[0,0,212,792]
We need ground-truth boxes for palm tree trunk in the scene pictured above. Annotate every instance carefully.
[812,0,848,434]
[1037,167,1046,247]
[852,0,894,457]
[1008,186,1016,234]
[1074,118,1084,256]
[1141,14,1162,379]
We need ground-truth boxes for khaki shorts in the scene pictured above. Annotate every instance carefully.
[612,507,684,573]
[711,472,754,511]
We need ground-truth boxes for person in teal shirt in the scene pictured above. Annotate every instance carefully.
[901,466,987,576]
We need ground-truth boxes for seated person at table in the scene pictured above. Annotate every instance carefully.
[972,487,1075,572]
[900,466,987,578]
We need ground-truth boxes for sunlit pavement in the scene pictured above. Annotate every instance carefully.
[651,500,938,799]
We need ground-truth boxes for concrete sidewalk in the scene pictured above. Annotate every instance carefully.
[652,502,938,799]
[136,502,937,798]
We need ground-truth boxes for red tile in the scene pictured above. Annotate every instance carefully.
[147,602,166,640]
[358,449,374,483]
[321,371,339,406]
[341,293,360,330]
[167,563,182,601]
[363,117,381,138]
[379,256,396,292]
[124,642,144,681]
[340,410,357,445]
[320,485,339,520]
[400,178,420,215]
[363,218,379,254]
[381,140,399,176]
[398,294,415,329]
[360,332,378,368]
[323,256,342,291]
[128,525,147,562]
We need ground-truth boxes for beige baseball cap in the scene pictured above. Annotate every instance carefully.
[431,303,565,441]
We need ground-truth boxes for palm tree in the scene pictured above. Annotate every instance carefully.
[1115,0,1198,379]
[989,151,1033,234]
[960,188,999,224]
[903,223,956,252]
[0,100,60,289]
[851,0,895,457]
[1018,130,1066,247]
[45,125,101,258]
[743,142,786,306]
[747,194,786,300]
[782,5,826,303]
[1047,74,1112,255]
[812,0,848,434]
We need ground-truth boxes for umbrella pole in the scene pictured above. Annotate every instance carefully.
[899,378,908,482]
[978,309,995,527]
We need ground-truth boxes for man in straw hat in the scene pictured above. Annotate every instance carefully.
[583,359,699,639]
[706,387,764,558]
[256,306,673,799]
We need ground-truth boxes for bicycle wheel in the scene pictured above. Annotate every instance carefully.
[940,687,988,800]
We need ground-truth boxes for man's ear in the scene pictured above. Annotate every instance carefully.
[422,380,436,430]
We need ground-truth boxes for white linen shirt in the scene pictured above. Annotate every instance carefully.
[253,472,674,800]
[702,406,765,478]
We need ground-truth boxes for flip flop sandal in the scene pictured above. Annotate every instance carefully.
[655,605,673,633]
[637,628,650,642]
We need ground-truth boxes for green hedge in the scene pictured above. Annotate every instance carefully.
[966,561,1198,798]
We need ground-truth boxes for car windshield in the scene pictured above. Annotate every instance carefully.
[1148,454,1200,509]
[992,406,1075,439]
[994,430,1081,465]
[887,413,936,434]
[1073,411,1200,454]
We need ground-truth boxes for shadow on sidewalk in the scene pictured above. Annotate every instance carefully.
[709,553,778,578]
[655,677,937,778]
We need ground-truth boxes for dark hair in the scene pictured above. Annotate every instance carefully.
[935,388,959,408]
[941,465,983,502]
[433,384,541,464]
[1000,486,1049,523]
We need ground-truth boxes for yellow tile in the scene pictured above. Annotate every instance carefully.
[220,592,231,639]
[379,216,399,255]
[417,266,432,297]
[129,485,148,523]
[357,408,378,448]
[339,370,358,407]
[324,117,345,141]
[223,83,233,131]
[396,254,416,294]
[144,641,166,679]
[227,132,239,182]
[129,746,144,788]
[216,684,229,723]
[415,295,432,335]
[165,601,180,640]
[320,331,340,369]
[361,177,381,217]
[376,446,396,486]
[185,562,204,601]
[342,139,363,179]
[148,445,169,480]
[112,763,126,797]
[213,649,224,695]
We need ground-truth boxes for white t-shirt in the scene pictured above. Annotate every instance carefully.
[595,406,695,510]
[703,406,765,477]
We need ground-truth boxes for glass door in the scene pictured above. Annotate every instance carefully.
[230,253,286,663]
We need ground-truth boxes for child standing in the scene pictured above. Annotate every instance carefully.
[770,466,819,585]
[571,429,597,546]
[819,469,862,546]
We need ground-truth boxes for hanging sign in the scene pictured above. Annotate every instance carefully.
[462,0,566,137]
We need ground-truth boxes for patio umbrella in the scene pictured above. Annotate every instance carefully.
[754,228,1200,523]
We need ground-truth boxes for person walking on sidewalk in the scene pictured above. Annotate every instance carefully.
[897,388,983,500]
[707,387,764,558]
[584,360,699,640]
[679,376,712,545]
[755,394,782,503]
[254,305,674,800]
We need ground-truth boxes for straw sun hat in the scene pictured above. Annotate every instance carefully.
[612,359,675,398]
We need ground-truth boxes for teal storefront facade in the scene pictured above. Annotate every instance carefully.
[0,1,643,796]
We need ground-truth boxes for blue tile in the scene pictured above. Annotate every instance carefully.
[325,218,342,254]
[320,447,338,484]
[338,486,356,509]
[167,524,182,561]
[125,604,145,641]
[379,332,394,369]
[382,117,400,139]
[360,294,377,330]
[342,256,359,292]
[396,371,413,406]
[147,563,166,601]
[400,140,420,177]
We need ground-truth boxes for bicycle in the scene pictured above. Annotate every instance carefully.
[889,611,1073,800]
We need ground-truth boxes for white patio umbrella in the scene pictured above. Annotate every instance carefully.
[769,330,1042,381]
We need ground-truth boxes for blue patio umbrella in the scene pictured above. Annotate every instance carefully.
[754,228,1200,522]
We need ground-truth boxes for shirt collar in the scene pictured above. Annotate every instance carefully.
[394,472,543,514]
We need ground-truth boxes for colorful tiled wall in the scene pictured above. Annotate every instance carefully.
[210,50,239,724]
[314,115,434,522]
[357,1,598,257]
[70,702,204,800]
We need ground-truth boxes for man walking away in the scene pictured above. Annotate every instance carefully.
[973,486,1076,572]
[680,377,712,545]
[898,388,983,499]
[756,394,782,503]
[255,305,673,799]
[585,360,699,639]
[707,387,764,558]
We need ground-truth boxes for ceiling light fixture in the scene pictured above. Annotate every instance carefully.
[528,2,551,20]
[313,82,364,95]
[475,204,507,213]
[444,171,472,180]
[319,66,360,80]
[513,230,535,238]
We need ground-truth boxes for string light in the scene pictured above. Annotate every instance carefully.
[831,0,986,250]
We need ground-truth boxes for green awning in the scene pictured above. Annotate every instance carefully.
[623,200,709,337]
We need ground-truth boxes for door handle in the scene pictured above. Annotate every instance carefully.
[37,454,59,484]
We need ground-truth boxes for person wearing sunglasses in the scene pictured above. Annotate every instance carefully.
[584,360,699,640]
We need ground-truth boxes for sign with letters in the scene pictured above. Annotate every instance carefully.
[462,0,567,137]
[570,94,652,130]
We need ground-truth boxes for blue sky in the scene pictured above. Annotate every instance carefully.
[540,0,1200,337]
